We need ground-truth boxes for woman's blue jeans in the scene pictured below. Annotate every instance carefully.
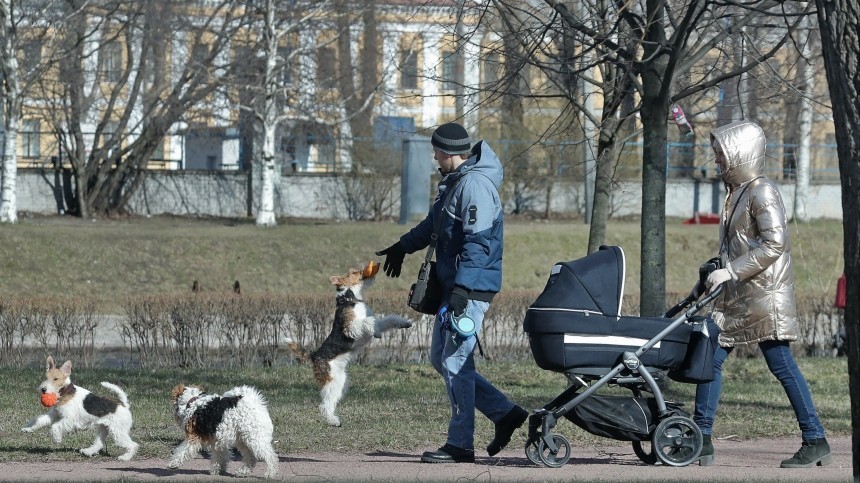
[693,340,826,441]
[429,299,516,450]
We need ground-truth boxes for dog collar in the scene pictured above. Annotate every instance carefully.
[185,393,205,408]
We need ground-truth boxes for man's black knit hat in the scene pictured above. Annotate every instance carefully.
[431,122,471,155]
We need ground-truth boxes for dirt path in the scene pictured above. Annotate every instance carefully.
[0,436,852,481]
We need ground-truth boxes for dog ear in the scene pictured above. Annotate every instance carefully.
[61,360,72,376]
[330,276,342,286]
[171,384,186,401]
[46,356,55,371]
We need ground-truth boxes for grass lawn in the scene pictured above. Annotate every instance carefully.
[0,215,844,307]
[0,357,848,462]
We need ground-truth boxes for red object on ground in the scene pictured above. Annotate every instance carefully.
[683,212,721,224]
[835,274,846,309]
[40,392,58,407]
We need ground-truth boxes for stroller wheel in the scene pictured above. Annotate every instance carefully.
[525,439,543,466]
[537,434,571,468]
[632,440,658,465]
[652,415,703,467]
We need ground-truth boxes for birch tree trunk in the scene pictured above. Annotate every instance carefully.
[793,23,814,222]
[0,115,18,223]
[255,0,278,227]
[0,0,19,223]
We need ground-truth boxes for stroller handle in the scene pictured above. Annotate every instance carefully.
[664,284,724,318]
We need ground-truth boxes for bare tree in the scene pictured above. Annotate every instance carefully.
[30,0,244,218]
[478,0,808,314]
[233,0,382,225]
[814,0,860,477]
[0,0,64,223]
[234,0,332,226]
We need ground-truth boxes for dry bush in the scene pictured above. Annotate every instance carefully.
[0,297,34,366]
[0,296,103,368]
[1,288,843,369]
[482,290,536,361]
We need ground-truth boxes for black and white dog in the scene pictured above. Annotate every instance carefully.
[22,356,138,460]
[287,261,412,426]
[169,384,278,478]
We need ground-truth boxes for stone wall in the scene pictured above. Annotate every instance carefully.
[15,168,844,220]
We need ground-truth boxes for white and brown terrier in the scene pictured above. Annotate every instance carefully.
[21,356,138,461]
[287,261,412,427]
[170,384,279,479]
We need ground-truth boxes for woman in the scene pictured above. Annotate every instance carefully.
[695,120,830,468]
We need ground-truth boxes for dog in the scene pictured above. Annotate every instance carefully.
[21,356,138,461]
[169,384,278,479]
[287,260,412,427]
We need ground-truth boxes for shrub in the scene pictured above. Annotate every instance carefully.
[0,289,844,369]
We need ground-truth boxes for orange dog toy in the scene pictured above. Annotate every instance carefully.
[40,392,58,408]
[362,260,380,278]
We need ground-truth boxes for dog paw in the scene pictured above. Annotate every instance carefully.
[326,418,342,427]
[80,448,97,457]
[20,427,33,433]
[117,453,135,461]
[236,465,252,477]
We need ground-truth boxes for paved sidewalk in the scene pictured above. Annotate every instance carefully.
[0,436,851,481]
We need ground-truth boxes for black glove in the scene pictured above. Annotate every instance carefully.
[449,286,469,317]
[375,242,406,278]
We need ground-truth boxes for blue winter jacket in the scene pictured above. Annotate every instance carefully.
[399,141,504,302]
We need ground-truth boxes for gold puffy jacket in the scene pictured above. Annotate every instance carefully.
[711,120,798,346]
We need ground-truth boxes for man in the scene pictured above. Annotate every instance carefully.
[376,122,527,463]
[697,120,830,468]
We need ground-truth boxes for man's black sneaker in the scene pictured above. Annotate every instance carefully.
[487,405,529,456]
[421,444,475,463]
[780,438,832,468]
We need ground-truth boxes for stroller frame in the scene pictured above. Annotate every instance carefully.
[523,246,723,468]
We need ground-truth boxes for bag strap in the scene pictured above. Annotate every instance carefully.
[421,178,460,265]
[720,175,763,256]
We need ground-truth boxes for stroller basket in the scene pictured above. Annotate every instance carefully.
[523,246,691,372]
[567,395,688,441]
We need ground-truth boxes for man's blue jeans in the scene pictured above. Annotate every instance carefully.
[694,340,826,441]
[430,299,516,450]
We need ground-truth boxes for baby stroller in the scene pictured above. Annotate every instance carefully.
[522,245,722,468]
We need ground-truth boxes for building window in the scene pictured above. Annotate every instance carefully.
[20,120,40,158]
[400,49,418,89]
[317,46,336,89]
[19,39,42,73]
[278,46,293,85]
[482,52,500,84]
[190,42,211,77]
[100,121,119,159]
[150,139,165,160]
[99,41,122,82]
[441,50,456,91]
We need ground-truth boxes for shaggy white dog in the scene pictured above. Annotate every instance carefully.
[169,384,278,479]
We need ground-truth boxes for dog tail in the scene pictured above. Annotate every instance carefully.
[284,337,311,363]
[100,381,130,407]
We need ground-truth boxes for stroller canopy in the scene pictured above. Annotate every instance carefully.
[530,245,626,317]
